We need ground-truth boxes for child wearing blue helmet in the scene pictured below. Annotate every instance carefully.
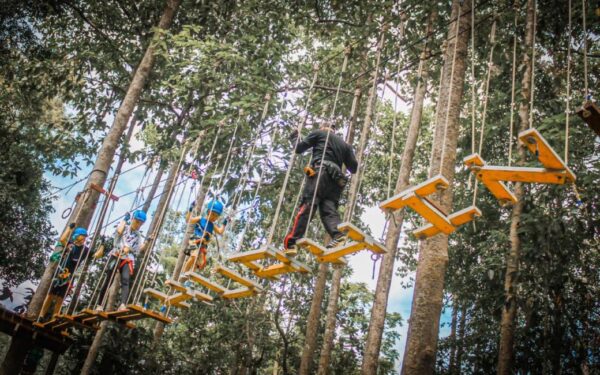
[40,225,100,319]
[94,209,147,311]
[183,199,228,273]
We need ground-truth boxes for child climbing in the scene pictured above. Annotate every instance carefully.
[183,199,228,273]
[94,210,147,311]
[284,122,358,255]
[40,226,99,319]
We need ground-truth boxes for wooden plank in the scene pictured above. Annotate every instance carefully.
[144,288,168,302]
[227,249,272,263]
[296,238,326,256]
[476,166,571,185]
[242,260,261,272]
[265,245,292,264]
[379,175,449,211]
[72,309,102,325]
[413,174,449,197]
[404,193,455,234]
[413,205,482,239]
[215,265,262,290]
[190,290,213,302]
[222,287,256,299]
[320,242,367,262]
[183,271,228,294]
[577,101,600,136]
[337,222,366,242]
[463,153,485,168]
[477,176,518,204]
[165,279,188,293]
[364,237,387,254]
[518,128,576,181]
[255,264,294,278]
[167,292,193,306]
[125,304,172,324]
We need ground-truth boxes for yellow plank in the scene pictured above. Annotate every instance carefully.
[289,258,311,273]
[265,245,292,264]
[519,128,575,181]
[364,237,387,254]
[215,265,262,290]
[255,264,293,278]
[144,288,168,302]
[183,271,228,294]
[404,193,455,234]
[296,238,326,256]
[463,153,485,168]
[190,290,213,302]
[242,260,261,272]
[167,292,193,306]
[477,166,571,185]
[477,176,518,204]
[227,249,271,263]
[379,175,449,212]
[126,304,172,324]
[173,301,191,309]
[222,287,256,299]
[320,242,367,262]
[337,222,366,242]
[413,205,482,239]
[165,279,187,293]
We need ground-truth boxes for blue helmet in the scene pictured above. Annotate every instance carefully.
[71,227,88,241]
[205,200,224,216]
[132,210,147,223]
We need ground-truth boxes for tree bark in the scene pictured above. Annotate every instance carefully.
[401,1,471,373]
[448,300,458,373]
[361,13,434,375]
[497,2,535,374]
[143,166,165,212]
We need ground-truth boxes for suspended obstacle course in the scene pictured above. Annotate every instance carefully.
[464,128,576,206]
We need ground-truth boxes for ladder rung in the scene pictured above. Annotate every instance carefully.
[403,193,454,235]
[296,238,326,256]
[320,242,367,262]
[183,271,228,294]
[215,265,262,291]
[337,222,366,242]
[413,205,482,239]
[145,288,168,302]
[222,287,256,299]
[519,128,575,180]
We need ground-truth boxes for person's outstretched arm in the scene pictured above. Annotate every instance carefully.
[291,130,318,154]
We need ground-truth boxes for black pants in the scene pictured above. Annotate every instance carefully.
[284,168,343,248]
[98,256,133,306]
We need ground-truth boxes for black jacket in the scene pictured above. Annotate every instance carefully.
[295,129,358,173]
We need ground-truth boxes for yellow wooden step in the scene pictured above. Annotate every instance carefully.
[167,292,193,306]
[337,222,366,242]
[165,279,187,293]
[296,238,326,257]
[363,236,387,254]
[320,242,367,263]
[145,288,168,302]
[519,128,575,181]
[413,205,482,239]
[222,287,256,299]
[241,260,262,272]
[379,175,449,211]
[479,166,571,185]
[403,193,454,235]
[464,154,518,204]
[215,265,262,291]
[189,290,213,302]
[254,258,311,278]
[183,271,228,294]
[228,249,271,263]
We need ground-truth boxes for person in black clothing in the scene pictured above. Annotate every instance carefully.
[284,123,358,255]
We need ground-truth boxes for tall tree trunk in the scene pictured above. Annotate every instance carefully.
[497,1,535,373]
[143,166,165,212]
[401,1,471,373]
[80,160,179,374]
[361,12,434,374]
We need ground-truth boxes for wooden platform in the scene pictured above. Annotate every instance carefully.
[101,304,172,325]
[464,129,576,205]
[181,270,259,300]
[0,307,72,353]
[33,313,98,332]
[228,245,310,278]
[413,206,482,239]
[576,100,600,136]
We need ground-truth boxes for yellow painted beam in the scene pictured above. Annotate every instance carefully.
[413,205,482,239]
[320,242,367,262]
[519,128,575,181]
[144,288,168,302]
[227,249,271,263]
[167,292,193,306]
[183,271,228,294]
[215,265,262,290]
[222,287,256,299]
[296,238,326,256]
[337,222,366,242]
[476,166,571,185]
[404,193,454,234]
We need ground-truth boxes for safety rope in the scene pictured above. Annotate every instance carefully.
[565,0,572,164]
[470,0,476,156]
[472,18,498,206]
[508,4,519,167]
[528,0,537,130]
[582,0,589,103]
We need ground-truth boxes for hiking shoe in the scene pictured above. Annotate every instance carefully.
[326,235,347,249]
[284,245,298,256]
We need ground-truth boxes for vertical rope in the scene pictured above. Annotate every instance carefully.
[470,0,476,155]
[508,4,519,166]
[565,0,572,163]
[582,0,589,101]
[528,0,537,129]
[438,1,463,176]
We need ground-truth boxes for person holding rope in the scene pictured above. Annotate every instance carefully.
[94,210,147,311]
[284,121,358,256]
[183,199,228,273]
[40,226,101,319]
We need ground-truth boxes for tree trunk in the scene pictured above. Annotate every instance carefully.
[361,13,434,375]
[143,166,165,212]
[497,1,535,373]
[24,0,181,324]
[298,262,329,375]
[152,183,207,343]
[44,351,60,375]
[401,1,471,373]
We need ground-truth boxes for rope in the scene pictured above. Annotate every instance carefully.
[566,0,572,164]
[438,1,463,177]
[508,4,519,167]
[264,66,319,246]
[472,18,498,205]
[582,0,589,102]
[528,0,537,129]
[387,16,407,199]
[470,0,476,156]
